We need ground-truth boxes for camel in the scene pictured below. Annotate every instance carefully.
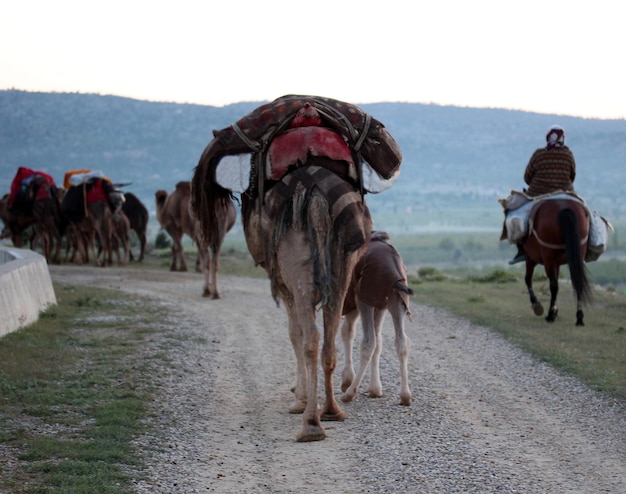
[122,192,148,262]
[1,174,65,264]
[156,182,236,298]
[191,95,402,442]
[340,231,414,406]
[61,178,120,267]
[111,210,131,265]
[30,175,66,264]
[0,193,35,248]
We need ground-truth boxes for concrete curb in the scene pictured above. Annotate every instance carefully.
[0,247,57,338]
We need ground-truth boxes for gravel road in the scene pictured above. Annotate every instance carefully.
[49,265,626,493]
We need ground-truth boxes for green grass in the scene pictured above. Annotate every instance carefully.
[410,266,626,401]
[0,284,171,493]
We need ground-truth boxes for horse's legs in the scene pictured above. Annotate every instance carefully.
[340,310,359,393]
[546,265,560,322]
[576,303,585,326]
[525,260,544,316]
[341,302,376,403]
[388,292,412,406]
[367,307,386,399]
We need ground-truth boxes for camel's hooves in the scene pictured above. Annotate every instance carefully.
[321,409,347,422]
[296,424,326,442]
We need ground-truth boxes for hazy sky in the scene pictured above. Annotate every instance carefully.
[1,0,624,119]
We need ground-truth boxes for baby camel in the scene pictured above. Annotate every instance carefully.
[340,231,414,406]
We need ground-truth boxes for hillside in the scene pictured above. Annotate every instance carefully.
[1,89,626,234]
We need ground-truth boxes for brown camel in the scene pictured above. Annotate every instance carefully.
[1,175,65,264]
[0,193,35,248]
[156,182,236,298]
[340,231,414,406]
[191,95,402,442]
[111,210,131,265]
[122,192,148,262]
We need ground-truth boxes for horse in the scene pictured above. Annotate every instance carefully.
[191,95,402,442]
[340,231,414,406]
[522,197,592,326]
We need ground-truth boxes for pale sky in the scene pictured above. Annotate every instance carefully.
[1,0,624,119]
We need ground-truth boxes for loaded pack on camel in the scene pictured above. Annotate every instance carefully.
[499,189,613,263]
[61,169,125,222]
[191,95,402,442]
[6,167,65,263]
[61,169,128,267]
[8,166,58,214]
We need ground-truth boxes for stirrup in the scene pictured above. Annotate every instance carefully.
[508,254,526,265]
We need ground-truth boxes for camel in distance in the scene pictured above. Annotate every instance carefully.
[155,181,236,299]
[190,95,402,441]
[122,192,149,262]
[340,231,414,406]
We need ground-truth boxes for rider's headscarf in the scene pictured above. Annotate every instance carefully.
[546,125,565,149]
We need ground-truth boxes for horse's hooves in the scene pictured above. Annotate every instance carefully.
[212,293,222,300]
[532,303,544,316]
[576,320,585,327]
[341,372,355,392]
[288,400,306,414]
[340,391,355,403]
[399,393,412,406]
[296,424,326,442]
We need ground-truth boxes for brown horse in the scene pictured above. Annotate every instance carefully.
[191,95,402,442]
[340,231,414,406]
[523,198,592,326]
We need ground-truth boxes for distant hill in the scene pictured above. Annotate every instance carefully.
[1,90,625,233]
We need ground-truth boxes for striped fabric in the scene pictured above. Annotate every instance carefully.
[523,146,576,196]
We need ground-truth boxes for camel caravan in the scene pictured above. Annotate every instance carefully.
[1,167,148,266]
[191,94,409,441]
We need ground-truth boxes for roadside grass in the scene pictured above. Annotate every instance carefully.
[0,284,172,493]
[409,267,626,402]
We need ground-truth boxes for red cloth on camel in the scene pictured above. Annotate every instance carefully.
[9,167,56,207]
[86,179,108,205]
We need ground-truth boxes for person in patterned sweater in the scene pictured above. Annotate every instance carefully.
[509,125,577,264]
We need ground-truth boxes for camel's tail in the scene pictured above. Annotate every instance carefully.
[268,166,371,308]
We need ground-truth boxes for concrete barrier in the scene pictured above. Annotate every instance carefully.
[0,247,57,338]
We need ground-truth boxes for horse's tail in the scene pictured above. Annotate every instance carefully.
[558,208,593,305]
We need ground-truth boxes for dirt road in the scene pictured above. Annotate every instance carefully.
[49,265,626,493]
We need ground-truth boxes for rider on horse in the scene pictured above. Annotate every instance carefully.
[508,125,577,264]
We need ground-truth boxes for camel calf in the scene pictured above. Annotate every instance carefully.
[340,231,414,406]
